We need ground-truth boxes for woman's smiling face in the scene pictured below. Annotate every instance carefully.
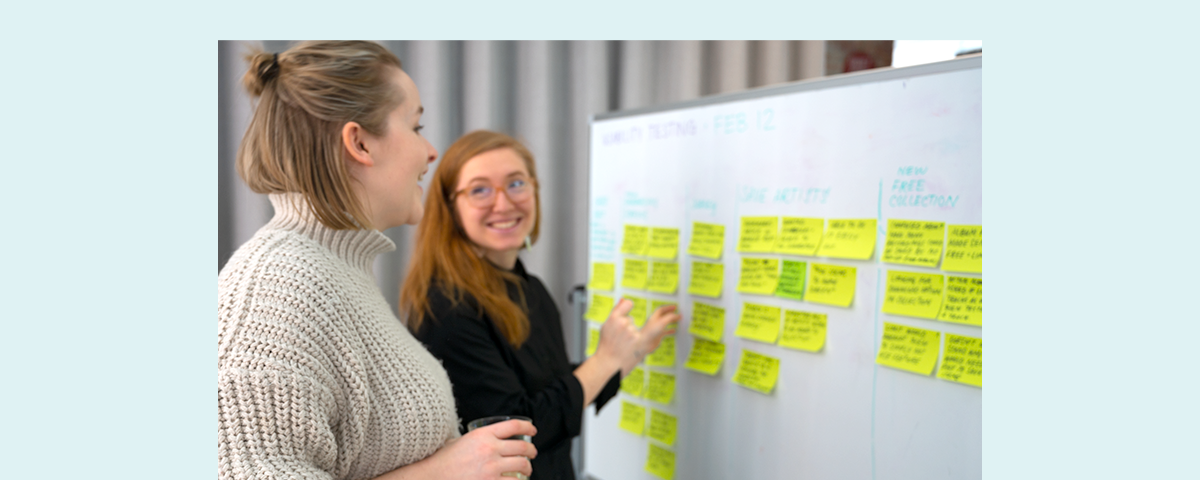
[453,147,537,268]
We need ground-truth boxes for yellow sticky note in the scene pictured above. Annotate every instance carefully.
[648,409,678,446]
[688,301,725,342]
[586,327,599,356]
[646,334,676,367]
[647,261,680,294]
[805,263,857,307]
[737,216,779,253]
[943,225,982,273]
[623,259,649,290]
[588,262,615,291]
[624,295,648,327]
[780,310,826,352]
[777,217,824,256]
[816,219,877,260]
[882,270,945,319]
[645,370,676,404]
[737,257,780,295]
[774,259,807,301]
[687,261,724,298]
[882,219,945,268]
[647,227,680,260]
[622,224,650,256]
[938,276,982,326]
[619,400,646,435]
[875,322,941,375]
[938,333,982,387]
[688,221,726,260]
[684,337,726,375]
[645,443,676,480]
[735,302,781,344]
[584,294,614,323]
[621,366,646,397]
[731,349,781,395]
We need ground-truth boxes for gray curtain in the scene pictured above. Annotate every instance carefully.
[218,40,828,360]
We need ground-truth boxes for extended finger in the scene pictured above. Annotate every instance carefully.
[497,438,538,458]
[486,419,538,440]
[496,455,534,477]
[608,298,634,318]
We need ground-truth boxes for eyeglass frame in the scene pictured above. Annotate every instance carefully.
[448,176,538,208]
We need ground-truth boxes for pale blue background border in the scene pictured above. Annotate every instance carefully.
[4,1,1195,479]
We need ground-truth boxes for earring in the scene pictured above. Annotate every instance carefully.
[524,236,532,251]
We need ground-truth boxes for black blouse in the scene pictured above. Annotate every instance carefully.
[414,259,620,480]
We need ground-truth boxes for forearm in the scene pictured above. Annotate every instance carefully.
[573,352,622,407]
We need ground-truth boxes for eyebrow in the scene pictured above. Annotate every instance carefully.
[463,171,529,184]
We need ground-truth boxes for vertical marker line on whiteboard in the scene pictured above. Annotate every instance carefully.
[871,178,882,480]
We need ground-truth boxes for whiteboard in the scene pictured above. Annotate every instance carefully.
[582,56,982,480]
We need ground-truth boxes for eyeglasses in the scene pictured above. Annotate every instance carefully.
[451,177,536,208]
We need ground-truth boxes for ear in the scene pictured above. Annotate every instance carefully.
[342,121,374,167]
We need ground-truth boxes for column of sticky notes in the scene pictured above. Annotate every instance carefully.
[603,224,682,480]
[877,221,982,387]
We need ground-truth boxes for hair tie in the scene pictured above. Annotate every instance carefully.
[262,52,281,82]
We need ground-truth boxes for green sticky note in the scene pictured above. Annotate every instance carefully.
[624,295,648,327]
[776,217,824,256]
[648,409,678,446]
[645,370,676,405]
[647,261,680,294]
[688,301,725,342]
[619,400,646,435]
[942,225,982,273]
[937,333,983,387]
[938,276,982,326]
[735,302,781,344]
[623,258,649,290]
[816,219,877,260]
[586,327,600,356]
[584,294,614,323]
[621,366,646,397]
[688,221,726,260]
[875,322,941,375]
[779,310,826,352]
[645,334,676,367]
[736,257,780,295]
[731,349,781,395]
[882,219,946,268]
[645,443,676,480]
[647,227,680,259]
[882,270,945,319]
[684,337,725,375]
[687,260,724,298]
[622,224,650,256]
[737,216,779,253]
[588,262,615,291]
[774,260,807,300]
[804,263,857,307]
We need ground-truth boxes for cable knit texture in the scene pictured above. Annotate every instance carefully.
[218,193,459,480]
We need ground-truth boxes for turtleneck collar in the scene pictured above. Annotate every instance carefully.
[264,193,396,274]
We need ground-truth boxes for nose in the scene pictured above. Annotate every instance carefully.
[425,137,438,164]
[492,186,515,211]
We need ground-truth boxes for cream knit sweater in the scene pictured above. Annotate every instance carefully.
[218,193,459,480]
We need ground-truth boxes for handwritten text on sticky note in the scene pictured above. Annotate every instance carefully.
[882,270,944,319]
[774,259,807,300]
[735,302,781,344]
[737,216,779,253]
[648,409,678,446]
[647,261,680,294]
[882,219,945,268]
[623,259,649,290]
[688,221,725,260]
[687,261,725,298]
[876,322,940,375]
[621,366,645,397]
[938,333,982,387]
[622,224,649,256]
[684,337,726,375]
[732,349,781,394]
[816,219,877,260]
[938,276,982,326]
[645,443,676,480]
[647,227,680,259]
[780,310,826,352]
[584,294,614,323]
[737,257,780,295]
[619,400,646,435]
[805,263,857,307]
[645,370,676,405]
[646,334,676,367]
[588,262,615,291]
[776,217,824,256]
[689,301,726,342]
[942,225,982,273]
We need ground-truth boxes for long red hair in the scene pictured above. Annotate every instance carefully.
[401,130,542,347]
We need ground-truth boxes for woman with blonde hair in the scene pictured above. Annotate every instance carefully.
[218,42,536,480]
[401,130,680,479]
